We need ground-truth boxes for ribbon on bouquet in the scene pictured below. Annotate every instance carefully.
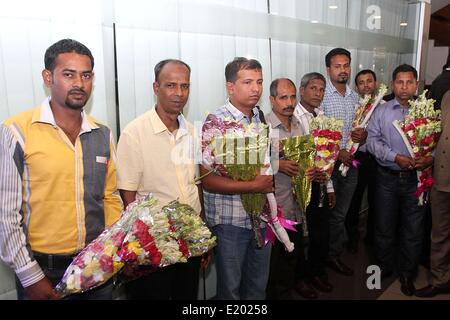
[352,159,361,169]
[264,205,299,246]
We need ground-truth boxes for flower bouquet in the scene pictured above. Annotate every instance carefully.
[280,134,315,213]
[202,115,294,252]
[339,84,388,176]
[55,195,216,297]
[393,91,441,205]
[162,200,218,257]
[310,115,343,207]
[310,115,343,178]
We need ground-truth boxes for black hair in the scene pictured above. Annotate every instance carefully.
[355,69,377,85]
[300,72,326,89]
[154,59,191,83]
[392,64,417,81]
[225,57,262,83]
[325,48,351,67]
[270,78,296,97]
[44,39,94,71]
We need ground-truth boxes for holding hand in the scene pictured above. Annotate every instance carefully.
[395,154,415,170]
[251,174,274,193]
[279,160,299,177]
[338,150,354,167]
[351,128,368,144]
[414,156,433,171]
[327,192,336,209]
[24,277,59,300]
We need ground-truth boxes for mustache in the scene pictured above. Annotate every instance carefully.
[68,89,86,96]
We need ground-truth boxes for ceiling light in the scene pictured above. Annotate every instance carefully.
[311,20,319,23]
[329,5,338,9]
[400,22,408,26]
[374,15,381,19]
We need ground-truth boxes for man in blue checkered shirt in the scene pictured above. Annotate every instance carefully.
[320,48,367,277]
[200,57,273,300]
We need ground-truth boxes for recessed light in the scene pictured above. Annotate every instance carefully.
[400,22,408,26]
[311,20,319,23]
[329,5,338,9]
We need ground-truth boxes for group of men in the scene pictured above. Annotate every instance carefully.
[1,39,449,300]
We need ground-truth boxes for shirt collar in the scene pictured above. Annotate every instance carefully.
[150,105,188,137]
[267,111,300,131]
[296,102,320,116]
[31,97,99,133]
[326,78,353,97]
[225,99,259,123]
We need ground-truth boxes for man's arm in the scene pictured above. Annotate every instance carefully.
[366,108,401,164]
[116,129,142,210]
[199,166,273,194]
[0,125,56,299]
[103,132,124,226]
[119,190,137,209]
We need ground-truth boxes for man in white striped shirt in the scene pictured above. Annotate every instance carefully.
[293,72,336,294]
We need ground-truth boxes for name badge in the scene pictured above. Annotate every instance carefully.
[96,156,108,164]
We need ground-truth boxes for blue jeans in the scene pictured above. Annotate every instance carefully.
[329,163,358,258]
[212,224,271,300]
[374,166,426,278]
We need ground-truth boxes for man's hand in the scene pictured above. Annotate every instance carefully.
[338,150,354,167]
[279,160,299,177]
[200,250,213,269]
[251,174,274,193]
[395,154,415,170]
[327,192,336,209]
[351,128,368,144]
[24,277,59,300]
[305,167,316,181]
[313,170,328,184]
[414,156,434,171]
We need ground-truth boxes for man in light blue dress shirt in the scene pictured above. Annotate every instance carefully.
[320,48,364,277]
[366,64,433,296]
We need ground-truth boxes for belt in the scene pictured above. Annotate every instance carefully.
[379,166,416,177]
[33,252,77,270]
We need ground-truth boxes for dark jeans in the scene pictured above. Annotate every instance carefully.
[345,151,377,244]
[374,166,426,278]
[329,162,358,258]
[125,257,201,300]
[16,254,113,300]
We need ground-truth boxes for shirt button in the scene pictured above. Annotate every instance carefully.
[444,151,446,154]
[442,165,445,169]
[446,137,449,140]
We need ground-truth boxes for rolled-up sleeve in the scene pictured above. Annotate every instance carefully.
[0,124,44,288]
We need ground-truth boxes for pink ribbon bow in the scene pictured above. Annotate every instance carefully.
[264,205,299,246]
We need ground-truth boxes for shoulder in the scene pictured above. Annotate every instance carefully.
[3,107,37,128]
[122,110,152,134]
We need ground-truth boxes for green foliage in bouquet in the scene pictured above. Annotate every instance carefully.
[280,134,315,212]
